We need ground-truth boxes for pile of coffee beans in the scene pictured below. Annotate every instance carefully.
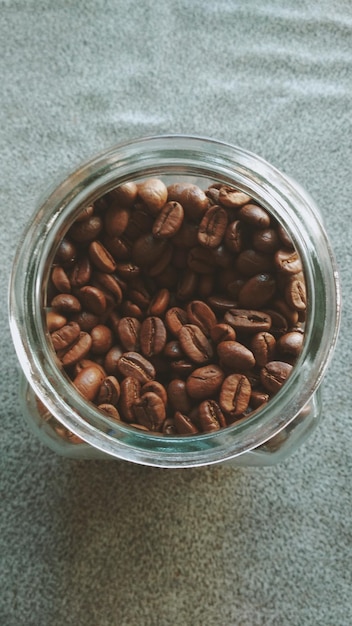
[46,177,307,437]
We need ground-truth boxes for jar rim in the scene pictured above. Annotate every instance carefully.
[9,134,341,467]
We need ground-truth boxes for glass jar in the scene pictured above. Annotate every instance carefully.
[9,135,341,468]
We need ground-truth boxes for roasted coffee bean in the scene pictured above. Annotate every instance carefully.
[133,391,166,431]
[186,365,225,400]
[46,311,67,332]
[78,286,107,316]
[224,309,272,333]
[217,340,256,371]
[60,332,92,367]
[119,376,141,422]
[167,379,193,414]
[73,365,105,401]
[199,400,226,432]
[167,183,208,220]
[152,201,184,238]
[46,175,307,437]
[198,205,228,248]
[174,411,199,435]
[96,376,120,406]
[51,321,81,352]
[238,273,276,308]
[118,317,141,351]
[238,204,271,229]
[90,324,113,355]
[260,361,293,394]
[250,332,276,367]
[186,300,217,337]
[137,178,168,215]
[51,293,81,315]
[117,351,155,383]
[140,316,167,357]
[51,266,71,293]
[178,324,213,364]
[165,307,188,336]
[218,186,251,208]
[219,374,251,417]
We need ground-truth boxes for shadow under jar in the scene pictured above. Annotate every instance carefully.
[9,135,340,467]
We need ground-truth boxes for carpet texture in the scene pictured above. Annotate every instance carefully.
[1,1,351,625]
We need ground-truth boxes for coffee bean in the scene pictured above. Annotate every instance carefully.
[141,380,168,406]
[187,246,215,274]
[174,411,199,435]
[51,321,81,352]
[118,317,141,351]
[132,233,167,267]
[238,273,276,308]
[236,249,274,277]
[152,201,184,238]
[165,307,188,336]
[225,220,245,253]
[167,183,208,220]
[177,270,198,301]
[147,288,170,316]
[217,341,256,371]
[170,359,196,378]
[51,293,81,315]
[250,332,276,367]
[78,286,107,316]
[109,181,138,207]
[88,241,117,273]
[164,340,183,359]
[224,309,272,333]
[90,324,113,355]
[199,400,226,432]
[98,404,121,420]
[51,266,71,293]
[93,271,123,304]
[277,331,304,359]
[186,365,225,400]
[104,205,130,237]
[219,374,251,417]
[260,361,293,394]
[104,345,124,375]
[186,300,217,336]
[178,324,213,364]
[54,238,77,266]
[198,205,228,248]
[285,277,307,311]
[70,256,92,288]
[69,215,103,243]
[252,228,280,254]
[238,204,271,229]
[60,332,92,367]
[133,391,166,430]
[117,352,155,383]
[96,376,121,405]
[275,249,302,275]
[140,316,167,357]
[210,323,236,344]
[46,311,67,332]
[119,376,141,422]
[167,379,193,414]
[218,186,251,208]
[73,365,105,401]
[137,178,168,215]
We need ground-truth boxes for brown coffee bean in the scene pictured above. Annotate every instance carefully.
[174,411,199,435]
[211,244,233,269]
[164,340,183,359]
[177,270,198,301]
[141,381,168,406]
[137,178,168,215]
[109,181,138,207]
[117,317,141,351]
[117,351,155,383]
[224,309,272,333]
[98,404,121,420]
[198,274,215,299]
[88,241,117,273]
[250,390,270,409]
[285,277,307,311]
[51,321,81,352]
[73,365,105,401]
[167,183,208,220]
[132,233,167,267]
[46,311,67,332]
[277,331,304,359]
[75,205,94,222]
[275,249,302,275]
[199,400,226,432]
[73,359,106,378]
[206,296,239,313]
[133,391,166,430]
[167,379,192,415]
[60,332,92,367]
[152,201,184,238]
[54,238,77,266]
[162,418,178,435]
[218,186,251,208]
[219,374,251,417]
[96,376,121,405]
[236,249,274,277]
[238,203,271,228]
[121,300,143,320]
[186,300,217,336]
[217,341,256,371]
[147,288,170,316]
[93,272,123,304]
[103,345,123,375]
[260,361,293,394]
[140,316,167,357]
[165,307,188,336]
[51,266,71,293]
[104,205,130,237]
[225,220,245,253]
[72,310,100,332]
[210,323,236,344]
[70,256,92,288]
[250,332,276,367]
[78,286,107,316]
[69,215,103,243]
[119,376,141,422]
[148,243,173,278]
[186,365,225,400]
[115,262,141,281]
[172,220,199,248]
[103,234,131,260]
[238,273,276,308]
[187,246,215,274]
[90,324,113,355]
[51,293,81,315]
[252,228,280,253]
[178,324,213,364]
[198,205,228,248]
